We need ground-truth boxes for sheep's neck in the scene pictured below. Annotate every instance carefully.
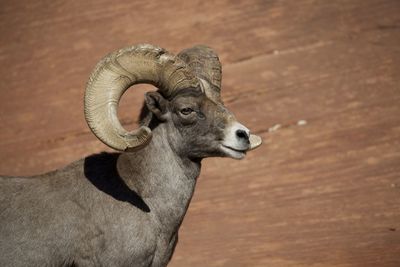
[116,125,200,231]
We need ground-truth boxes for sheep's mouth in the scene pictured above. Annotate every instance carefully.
[220,145,247,159]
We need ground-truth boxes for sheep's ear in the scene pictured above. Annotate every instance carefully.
[145,91,168,121]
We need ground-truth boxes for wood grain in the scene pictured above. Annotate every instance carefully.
[0,0,399,266]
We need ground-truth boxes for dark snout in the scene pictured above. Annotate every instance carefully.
[235,129,250,145]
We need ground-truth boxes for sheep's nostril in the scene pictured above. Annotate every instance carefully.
[236,129,249,142]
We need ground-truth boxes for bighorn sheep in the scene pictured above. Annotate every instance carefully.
[0,44,262,266]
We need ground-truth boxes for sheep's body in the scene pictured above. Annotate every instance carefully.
[1,126,198,266]
[0,44,262,267]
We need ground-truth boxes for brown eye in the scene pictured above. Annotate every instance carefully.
[180,108,194,115]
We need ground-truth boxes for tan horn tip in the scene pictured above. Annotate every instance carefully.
[249,134,262,150]
[123,126,153,152]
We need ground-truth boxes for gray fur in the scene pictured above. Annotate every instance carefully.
[0,89,250,267]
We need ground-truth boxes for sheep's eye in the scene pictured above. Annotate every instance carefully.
[180,108,194,115]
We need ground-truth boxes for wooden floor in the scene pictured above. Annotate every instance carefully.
[1,0,400,266]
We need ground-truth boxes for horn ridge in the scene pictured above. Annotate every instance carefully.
[177,45,222,102]
[84,44,198,151]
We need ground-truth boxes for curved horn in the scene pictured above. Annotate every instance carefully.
[84,44,199,151]
[178,45,222,103]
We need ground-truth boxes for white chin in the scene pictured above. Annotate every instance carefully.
[220,145,246,159]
